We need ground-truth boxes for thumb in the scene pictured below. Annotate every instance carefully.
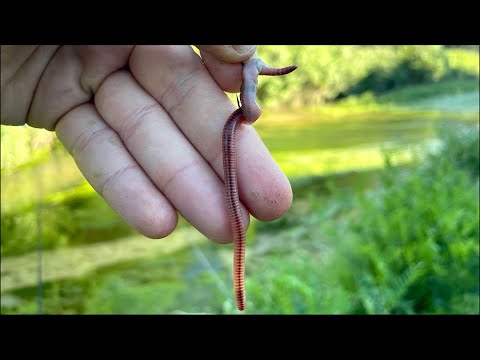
[195,45,256,63]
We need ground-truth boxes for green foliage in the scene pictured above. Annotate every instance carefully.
[244,251,352,314]
[339,153,478,313]
[245,123,479,314]
[255,46,479,108]
[446,48,480,77]
[431,122,479,178]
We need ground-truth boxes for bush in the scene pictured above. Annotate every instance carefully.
[255,45,478,107]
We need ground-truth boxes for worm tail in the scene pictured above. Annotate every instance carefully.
[259,65,297,76]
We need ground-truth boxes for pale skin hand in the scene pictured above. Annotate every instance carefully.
[1,45,293,243]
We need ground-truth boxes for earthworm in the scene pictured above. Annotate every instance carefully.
[240,59,297,124]
[223,108,246,310]
[223,58,297,311]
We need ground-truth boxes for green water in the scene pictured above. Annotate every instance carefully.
[261,107,477,178]
[259,112,432,152]
[1,92,479,314]
[3,107,477,213]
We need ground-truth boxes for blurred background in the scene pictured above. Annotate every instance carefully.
[1,45,478,314]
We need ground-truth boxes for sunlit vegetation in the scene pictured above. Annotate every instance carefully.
[254,45,479,108]
[243,123,479,314]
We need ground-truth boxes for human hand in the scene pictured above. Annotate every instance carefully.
[1,45,293,242]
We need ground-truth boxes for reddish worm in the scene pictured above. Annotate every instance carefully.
[223,58,297,311]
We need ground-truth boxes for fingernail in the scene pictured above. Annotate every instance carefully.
[232,45,255,55]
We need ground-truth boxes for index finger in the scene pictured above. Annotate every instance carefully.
[196,46,257,92]
[195,45,256,63]
[129,45,292,221]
